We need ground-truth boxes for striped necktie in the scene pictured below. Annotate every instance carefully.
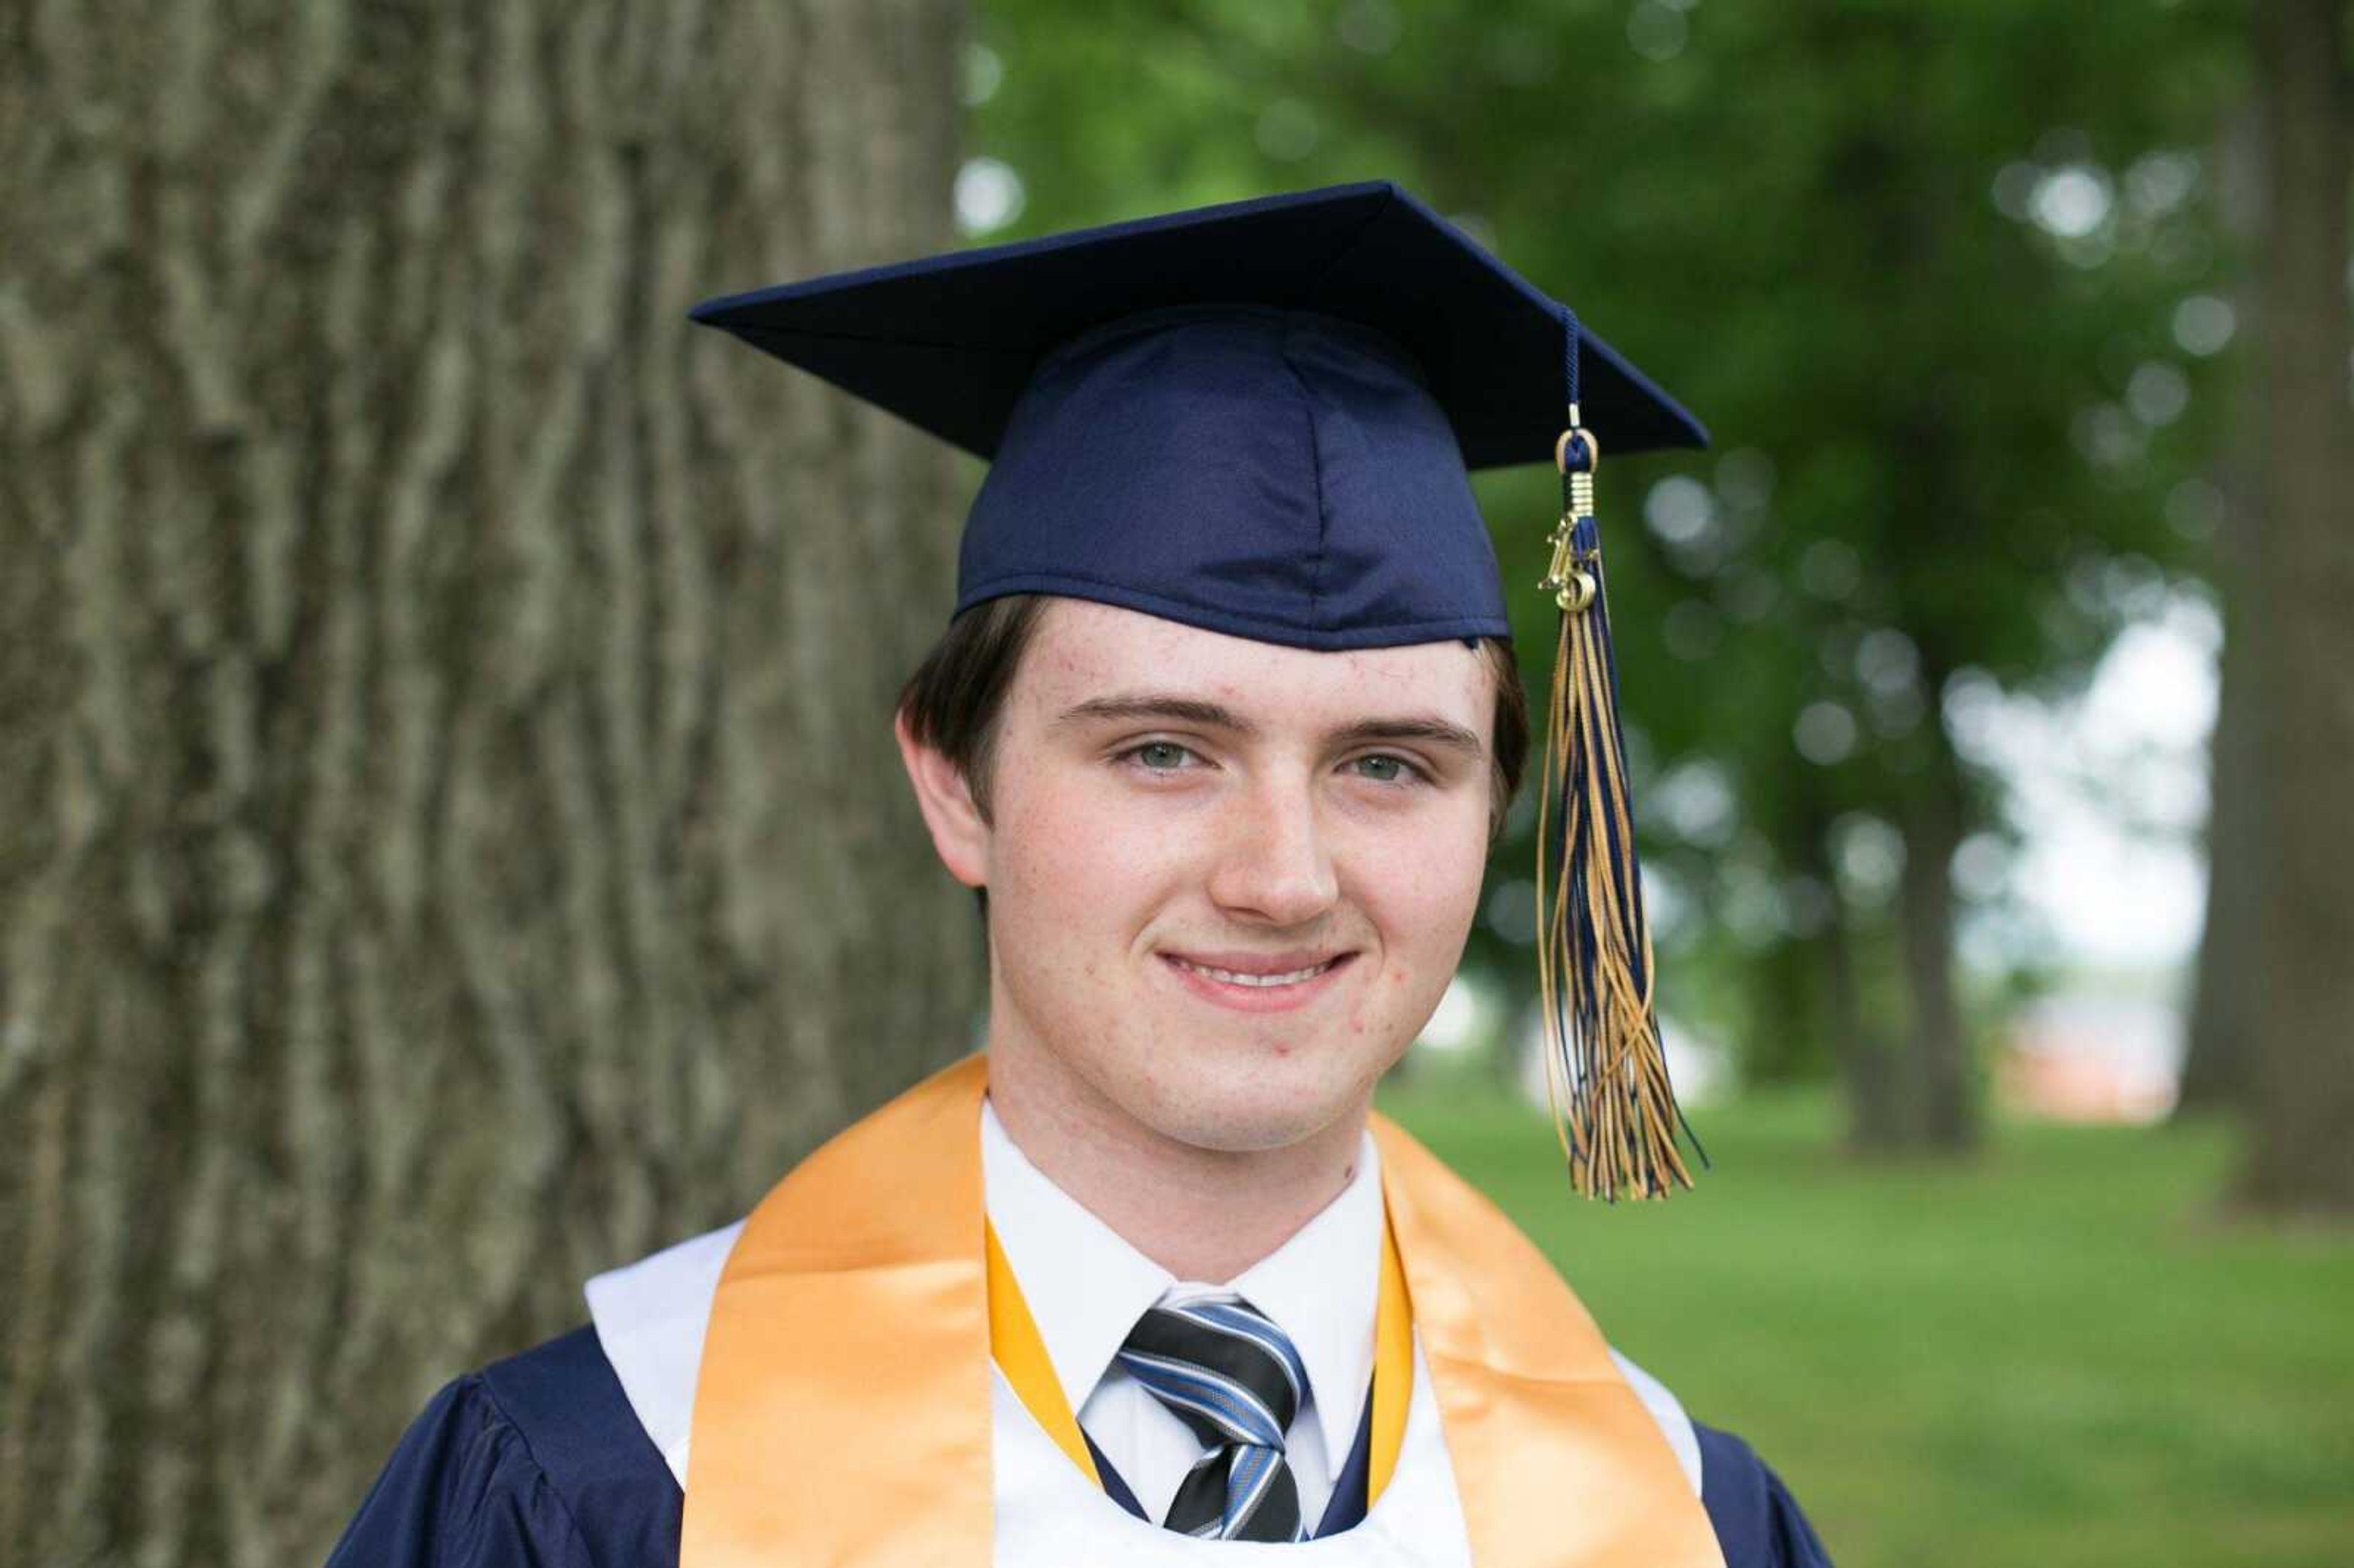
[1116,1293,1311,1542]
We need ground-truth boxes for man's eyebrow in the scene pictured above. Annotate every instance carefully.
[1325,716,1486,761]
[1051,694,1260,735]
[1050,692,1485,760]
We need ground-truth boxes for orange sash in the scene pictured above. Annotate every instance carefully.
[682,1054,1723,1566]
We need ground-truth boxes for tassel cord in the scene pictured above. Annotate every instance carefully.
[1533,333,1708,1197]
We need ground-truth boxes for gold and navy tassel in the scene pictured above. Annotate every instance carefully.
[1534,306,1705,1201]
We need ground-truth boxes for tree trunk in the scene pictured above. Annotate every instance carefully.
[0,5,976,1564]
[1826,901,1916,1154]
[1897,739,1978,1152]
[1793,814,1918,1151]
[1738,915,1816,1084]
[2180,599,2262,1114]
[2237,0,2354,1216]
[2179,103,2268,1117]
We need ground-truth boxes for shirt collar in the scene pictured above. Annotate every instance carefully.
[978,1096,1384,1466]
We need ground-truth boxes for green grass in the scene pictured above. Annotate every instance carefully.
[1376,1075,2354,1567]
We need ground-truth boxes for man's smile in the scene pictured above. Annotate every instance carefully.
[1158,950,1358,1011]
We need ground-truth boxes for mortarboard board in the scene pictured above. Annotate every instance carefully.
[691,180,1704,1200]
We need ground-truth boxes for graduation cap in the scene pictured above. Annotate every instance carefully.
[692,180,1704,1200]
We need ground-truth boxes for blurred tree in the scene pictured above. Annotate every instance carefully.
[973,0,2234,1155]
[0,4,975,1563]
[2179,105,2266,1116]
[2236,0,2353,1216]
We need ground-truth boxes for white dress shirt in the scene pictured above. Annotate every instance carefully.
[979,1097,1385,1530]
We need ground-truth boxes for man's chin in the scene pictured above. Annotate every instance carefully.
[1134,1079,1374,1159]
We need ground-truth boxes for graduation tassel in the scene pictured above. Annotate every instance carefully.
[1534,308,1705,1201]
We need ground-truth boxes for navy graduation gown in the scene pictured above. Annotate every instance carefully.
[327,1326,1832,1566]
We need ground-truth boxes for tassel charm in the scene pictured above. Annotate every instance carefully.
[1534,405,1704,1200]
[1542,424,1602,612]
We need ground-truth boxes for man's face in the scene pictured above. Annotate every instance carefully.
[960,598,1495,1156]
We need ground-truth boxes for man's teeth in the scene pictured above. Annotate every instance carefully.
[1171,956,1337,988]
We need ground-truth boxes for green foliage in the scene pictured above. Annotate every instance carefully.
[971,0,2244,1081]
[1382,1079,2354,1565]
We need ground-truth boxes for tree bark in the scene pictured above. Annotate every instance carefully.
[1789,812,1918,1151]
[0,4,977,1564]
[2179,103,2268,1117]
[1825,899,1916,1154]
[1897,736,1978,1152]
[2180,598,2262,1114]
[2237,0,2354,1215]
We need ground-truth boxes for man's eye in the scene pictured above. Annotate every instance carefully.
[1349,753,1423,785]
[1126,741,1196,772]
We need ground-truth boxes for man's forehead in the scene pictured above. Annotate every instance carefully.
[1020,598,1488,716]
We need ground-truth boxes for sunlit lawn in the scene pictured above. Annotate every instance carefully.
[1377,1070,2354,1567]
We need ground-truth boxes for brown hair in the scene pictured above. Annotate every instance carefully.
[897,595,1530,918]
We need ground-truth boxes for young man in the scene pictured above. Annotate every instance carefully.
[330,183,1832,1565]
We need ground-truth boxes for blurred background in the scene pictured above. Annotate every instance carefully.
[2,1,2347,1563]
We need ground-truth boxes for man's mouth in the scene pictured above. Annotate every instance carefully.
[1162,953,1350,989]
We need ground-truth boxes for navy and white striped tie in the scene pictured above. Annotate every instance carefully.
[1117,1293,1311,1542]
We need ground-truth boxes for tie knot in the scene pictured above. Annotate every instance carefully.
[1118,1293,1308,1452]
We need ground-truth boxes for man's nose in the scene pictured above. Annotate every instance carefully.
[1205,774,1340,926]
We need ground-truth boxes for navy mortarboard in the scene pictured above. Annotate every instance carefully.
[693,180,1705,1201]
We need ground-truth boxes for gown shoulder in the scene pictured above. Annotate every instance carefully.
[327,1326,680,1568]
[1693,1419,1835,1567]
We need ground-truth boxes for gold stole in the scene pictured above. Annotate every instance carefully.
[682,1055,1724,1566]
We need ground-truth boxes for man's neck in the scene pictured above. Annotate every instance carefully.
[984,1043,1371,1284]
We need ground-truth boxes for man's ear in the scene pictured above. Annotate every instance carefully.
[893,709,990,891]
